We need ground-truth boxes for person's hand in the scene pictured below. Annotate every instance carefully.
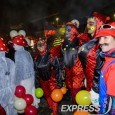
[90,89,99,108]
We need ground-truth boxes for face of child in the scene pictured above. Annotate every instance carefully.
[99,36,115,52]
[37,43,46,52]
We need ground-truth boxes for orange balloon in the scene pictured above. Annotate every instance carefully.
[60,87,67,94]
[73,110,90,115]
[51,89,63,102]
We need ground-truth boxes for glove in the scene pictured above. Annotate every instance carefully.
[90,89,99,108]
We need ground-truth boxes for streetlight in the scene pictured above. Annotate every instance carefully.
[56,17,59,27]
[113,13,115,17]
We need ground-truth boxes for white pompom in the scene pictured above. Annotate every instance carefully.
[10,30,18,38]
[18,30,26,37]
[71,19,80,28]
[25,37,30,46]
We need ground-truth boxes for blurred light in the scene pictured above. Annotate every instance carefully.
[114,14,115,17]
[56,17,59,21]
[30,40,34,48]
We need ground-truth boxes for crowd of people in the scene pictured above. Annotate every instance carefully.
[0,11,115,115]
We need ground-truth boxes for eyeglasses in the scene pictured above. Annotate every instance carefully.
[99,24,115,30]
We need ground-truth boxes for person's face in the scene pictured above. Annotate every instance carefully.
[65,25,71,39]
[37,44,46,52]
[99,36,115,52]
[87,17,96,34]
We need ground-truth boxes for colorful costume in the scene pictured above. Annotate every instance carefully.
[34,39,62,115]
[78,12,110,91]
[62,20,84,102]
[92,22,115,114]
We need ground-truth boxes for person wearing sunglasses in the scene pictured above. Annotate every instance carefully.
[90,22,115,114]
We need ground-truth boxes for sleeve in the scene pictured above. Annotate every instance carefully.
[106,65,115,97]
[34,58,41,88]
[52,57,63,88]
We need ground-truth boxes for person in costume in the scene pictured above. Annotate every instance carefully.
[90,22,115,114]
[0,37,16,115]
[9,34,39,109]
[34,38,63,115]
[62,20,84,103]
[78,12,110,91]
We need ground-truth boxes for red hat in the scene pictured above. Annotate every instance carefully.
[0,37,9,52]
[93,12,110,30]
[10,35,28,46]
[95,22,115,38]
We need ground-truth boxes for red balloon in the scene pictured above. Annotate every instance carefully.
[23,94,34,105]
[15,85,26,98]
[24,105,37,115]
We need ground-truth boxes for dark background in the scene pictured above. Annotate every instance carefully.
[0,0,115,38]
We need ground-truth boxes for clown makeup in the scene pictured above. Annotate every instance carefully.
[37,41,47,52]
[65,25,71,39]
[87,17,96,35]
[99,36,115,52]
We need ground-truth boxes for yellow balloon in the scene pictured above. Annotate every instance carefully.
[75,90,91,106]
[58,27,66,35]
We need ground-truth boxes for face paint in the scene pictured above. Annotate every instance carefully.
[87,17,96,34]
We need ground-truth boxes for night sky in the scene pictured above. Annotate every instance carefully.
[0,0,115,35]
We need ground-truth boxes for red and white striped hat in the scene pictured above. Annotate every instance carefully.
[0,37,9,52]
[10,35,28,47]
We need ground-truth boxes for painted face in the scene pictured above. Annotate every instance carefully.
[87,17,96,34]
[65,25,71,39]
[99,36,115,52]
[37,41,47,52]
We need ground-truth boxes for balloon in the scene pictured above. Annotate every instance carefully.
[35,88,44,98]
[73,110,90,115]
[17,110,24,114]
[25,105,37,115]
[15,85,26,98]
[23,94,34,105]
[60,87,67,94]
[75,90,91,106]
[14,98,27,111]
[51,89,63,102]
[18,30,26,37]
[10,30,18,38]
[58,27,66,35]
